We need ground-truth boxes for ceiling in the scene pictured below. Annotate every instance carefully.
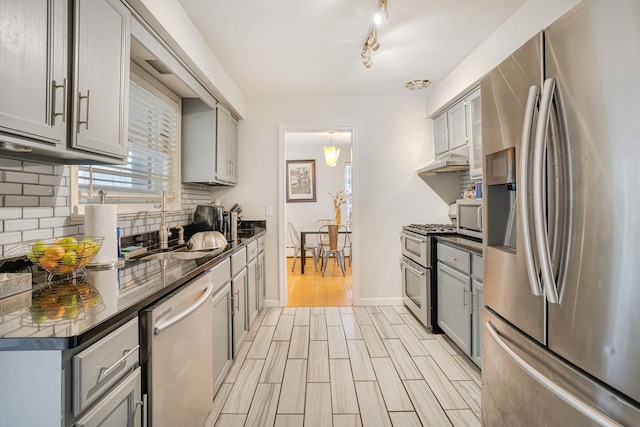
[176,0,525,97]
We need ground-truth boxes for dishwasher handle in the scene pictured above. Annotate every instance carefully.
[154,281,215,335]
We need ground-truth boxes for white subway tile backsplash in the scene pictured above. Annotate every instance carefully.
[23,228,54,242]
[0,231,22,245]
[0,208,22,220]
[56,186,70,197]
[3,171,39,184]
[0,159,216,257]
[40,217,68,228]
[0,158,22,170]
[23,162,54,175]
[0,183,22,194]
[54,226,80,237]
[4,195,39,207]
[24,184,54,196]
[23,207,54,218]
[39,196,67,207]
[39,174,64,186]
[4,219,39,232]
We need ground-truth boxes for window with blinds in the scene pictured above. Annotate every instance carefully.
[76,79,180,206]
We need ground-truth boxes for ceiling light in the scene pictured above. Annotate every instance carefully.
[373,0,389,25]
[361,1,389,68]
[366,28,380,51]
[361,48,373,68]
[324,131,340,167]
[405,79,432,90]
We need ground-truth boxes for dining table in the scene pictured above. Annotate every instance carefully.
[300,225,351,274]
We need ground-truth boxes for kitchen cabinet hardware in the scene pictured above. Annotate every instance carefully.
[77,90,91,131]
[98,344,140,382]
[154,281,215,334]
[234,290,240,311]
[52,78,68,124]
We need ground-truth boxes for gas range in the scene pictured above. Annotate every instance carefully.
[402,223,457,236]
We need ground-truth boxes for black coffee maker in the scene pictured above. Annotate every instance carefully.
[193,205,226,234]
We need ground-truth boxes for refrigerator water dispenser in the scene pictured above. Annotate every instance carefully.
[486,147,517,250]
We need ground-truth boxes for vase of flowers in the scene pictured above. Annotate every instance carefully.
[330,190,347,225]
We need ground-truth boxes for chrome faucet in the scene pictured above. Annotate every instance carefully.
[159,191,168,249]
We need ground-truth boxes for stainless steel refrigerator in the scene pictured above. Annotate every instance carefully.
[481,0,640,425]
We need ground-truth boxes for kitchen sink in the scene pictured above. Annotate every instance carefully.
[140,247,226,261]
[141,252,209,261]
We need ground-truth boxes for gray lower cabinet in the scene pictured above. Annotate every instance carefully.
[471,279,483,367]
[0,0,130,164]
[211,282,233,394]
[257,250,265,309]
[247,258,258,327]
[437,242,483,367]
[231,267,247,357]
[74,367,142,427]
[437,262,472,355]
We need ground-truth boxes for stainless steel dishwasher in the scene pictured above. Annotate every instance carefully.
[142,269,215,427]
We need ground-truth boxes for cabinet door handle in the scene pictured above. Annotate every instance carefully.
[98,345,140,381]
[77,90,90,131]
[234,290,240,311]
[51,78,67,124]
[442,253,457,262]
[463,289,468,308]
[136,393,148,427]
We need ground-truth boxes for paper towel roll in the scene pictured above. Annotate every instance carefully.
[84,204,118,265]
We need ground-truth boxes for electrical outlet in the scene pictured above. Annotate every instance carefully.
[265,205,273,216]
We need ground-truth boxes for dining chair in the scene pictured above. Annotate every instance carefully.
[288,223,318,272]
[319,224,348,277]
[314,219,333,252]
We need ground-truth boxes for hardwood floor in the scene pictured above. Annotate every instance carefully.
[287,257,352,307]
[206,306,481,427]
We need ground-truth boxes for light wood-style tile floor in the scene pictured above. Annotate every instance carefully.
[206,306,481,427]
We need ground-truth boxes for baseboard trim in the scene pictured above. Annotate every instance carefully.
[263,299,280,308]
[355,297,404,306]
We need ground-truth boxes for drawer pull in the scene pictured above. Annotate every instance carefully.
[98,345,139,382]
[442,253,457,261]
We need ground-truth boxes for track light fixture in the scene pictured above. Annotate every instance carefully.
[373,0,389,25]
[361,0,389,68]
[366,27,380,51]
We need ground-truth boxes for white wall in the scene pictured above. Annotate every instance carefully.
[285,141,350,255]
[220,96,449,306]
[426,0,582,116]
[134,0,246,118]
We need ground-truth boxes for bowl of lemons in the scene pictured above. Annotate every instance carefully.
[27,236,103,275]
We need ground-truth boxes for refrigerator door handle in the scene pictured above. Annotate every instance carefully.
[533,78,560,304]
[519,85,543,297]
[485,322,623,427]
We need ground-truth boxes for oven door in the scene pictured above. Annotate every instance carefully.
[400,256,429,328]
[400,230,429,266]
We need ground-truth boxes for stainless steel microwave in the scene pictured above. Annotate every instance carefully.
[456,199,483,239]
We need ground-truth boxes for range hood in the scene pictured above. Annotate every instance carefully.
[417,153,469,174]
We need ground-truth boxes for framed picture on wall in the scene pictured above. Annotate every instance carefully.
[286,160,316,202]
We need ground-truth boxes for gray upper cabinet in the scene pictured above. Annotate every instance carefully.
[0,0,68,148]
[433,113,449,156]
[181,100,238,185]
[0,0,130,164]
[447,100,467,151]
[216,104,238,185]
[216,105,230,183]
[71,0,130,160]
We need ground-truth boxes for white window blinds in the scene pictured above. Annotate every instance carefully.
[77,80,179,205]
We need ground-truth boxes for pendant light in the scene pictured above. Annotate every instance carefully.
[324,131,340,167]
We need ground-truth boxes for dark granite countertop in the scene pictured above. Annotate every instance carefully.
[0,229,266,351]
[437,235,483,255]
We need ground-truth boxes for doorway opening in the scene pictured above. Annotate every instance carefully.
[279,127,357,307]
